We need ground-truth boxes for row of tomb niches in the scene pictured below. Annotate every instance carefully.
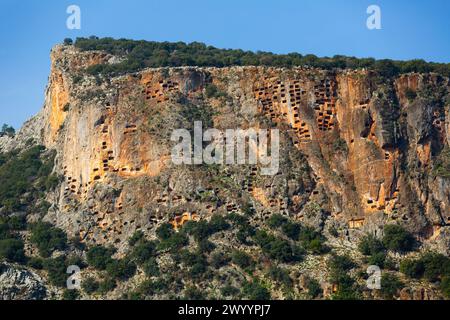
[312,78,338,132]
[141,79,180,104]
[253,77,340,145]
[253,78,312,144]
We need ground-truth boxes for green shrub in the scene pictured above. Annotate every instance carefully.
[382,225,415,253]
[208,215,230,233]
[98,277,116,294]
[281,221,301,240]
[142,258,160,277]
[268,266,292,287]
[131,240,157,265]
[82,277,99,294]
[63,38,73,46]
[156,223,173,240]
[128,231,144,246]
[221,285,240,297]
[86,246,115,270]
[1,124,15,137]
[368,252,387,268]
[433,147,450,178]
[298,227,328,254]
[359,234,385,256]
[253,230,303,263]
[43,256,68,287]
[0,146,56,212]
[306,278,322,298]
[184,286,205,300]
[158,232,188,251]
[400,258,425,278]
[62,289,79,300]
[242,279,270,300]
[380,273,403,299]
[267,214,287,229]
[198,239,215,253]
[333,138,348,153]
[205,84,226,99]
[29,222,67,257]
[420,252,450,281]
[231,250,253,269]
[210,251,230,269]
[27,256,44,269]
[331,273,361,300]
[135,278,168,297]
[105,259,136,280]
[329,255,356,279]
[0,238,26,263]
[180,250,208,277]
[6,216,27,231]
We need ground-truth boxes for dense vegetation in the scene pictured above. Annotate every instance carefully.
[71,37,450,77]
[382,224,415,253]
[0,146,59,212]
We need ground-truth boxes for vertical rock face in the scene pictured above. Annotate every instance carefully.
[22,45,448,252]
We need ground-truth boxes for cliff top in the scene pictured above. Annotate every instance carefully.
[66,37,450,78]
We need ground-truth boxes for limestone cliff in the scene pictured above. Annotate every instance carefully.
[2,43,449,300]
[28,45,448,253]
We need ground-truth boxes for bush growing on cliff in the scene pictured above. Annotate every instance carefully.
[382,224,415,253]
[359,234,385,256]
[63,38,73,46]
[305,278,322,298]
[0,124,15,137]
[268,266,292,287]
[400,258,424,278]
[128,230,144,246]
[156,223,173,240]
[242,279,271,300]
[380,273,404,299]
[267,214,287,229]
[43,256,68,287]
[400,252,450,283]
[86,246,115,270]
[158,232,188,251]
[82,277,99,294]
[30,222,67,257]
[253,230,303,263]
[105,258,136,280]
[231,250,253,270]
[142,258,160,277]
[0,238,26,263]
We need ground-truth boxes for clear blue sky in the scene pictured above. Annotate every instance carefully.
[0,0,449,129]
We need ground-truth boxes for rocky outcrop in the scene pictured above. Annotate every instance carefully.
[0,263,47,300]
